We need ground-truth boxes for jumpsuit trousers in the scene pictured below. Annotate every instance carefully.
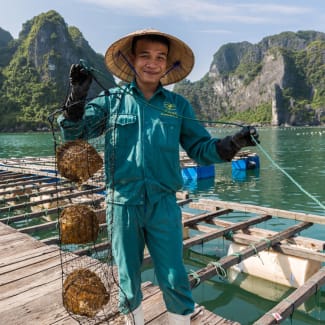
[106,193,194,315]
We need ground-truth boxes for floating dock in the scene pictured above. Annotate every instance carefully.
[1,156,325,324]
[0,221,238,324]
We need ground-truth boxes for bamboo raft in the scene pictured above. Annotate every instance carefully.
[1,156,325,324]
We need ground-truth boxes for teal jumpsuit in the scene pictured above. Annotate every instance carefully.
[58,81,225,315]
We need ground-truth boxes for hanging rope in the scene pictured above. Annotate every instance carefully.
[252,137,325,211]
[188,270,201,287]
[208,261,227,280]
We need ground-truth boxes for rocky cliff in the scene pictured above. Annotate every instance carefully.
[0,10,115,132]
[174,31,325,126]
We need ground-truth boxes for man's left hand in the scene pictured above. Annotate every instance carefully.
[216,126,260,161]
[232,126,260,149]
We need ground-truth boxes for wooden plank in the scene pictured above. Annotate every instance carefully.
[74,241,110,256]
[2,157,56,167]
[19,220,58,234]
[0,178,69,195]
[143,290,166,322]
[0,254,100,303]
[193,217,325,259]
[142,215,272,266]
[141,289,240,325]
[1,278,121,325]
[40,236,60,245]
[183,208,233,227]
[177,198,193,206]
[0,171,15,176]
[0,244,59,268]
[0,164,59,178]
[0,264,62,302]
[189,222,313,287]
[0,186,105,213]
[1,184,76,204]
[0,175,45,187]
[1,197,104,223]
[0,287,78,325]
[3,280,216,325]
[196,217,325,251]
[271,243,325,262]
[0,233,45,258]
[0,251,62,283]
[253,267,325,325]
[0,276,63,313]
[190,199,325,225]
[0,173,35,181]
[0,222,16,235]
[228,232,325,262]
[183,215,272,248]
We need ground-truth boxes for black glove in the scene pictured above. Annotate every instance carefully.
[64,64,92,121]
[216,126,260,161]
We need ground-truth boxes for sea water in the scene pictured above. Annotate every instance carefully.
[1,126,324,324]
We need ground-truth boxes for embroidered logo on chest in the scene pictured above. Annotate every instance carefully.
[161,102,177,118]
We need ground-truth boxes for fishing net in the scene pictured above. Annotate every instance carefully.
[56,139,103,184]
[63,268,110,317]
[59,204,99,244]
[49,75,126,322]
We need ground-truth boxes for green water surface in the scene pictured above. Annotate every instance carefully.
[0,127,324,324]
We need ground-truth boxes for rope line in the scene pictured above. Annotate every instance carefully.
[189,270,201,287]
[252,137,325,211]
[259,238,272,249]
[230,252,242,263]
[249,243,264,265]
[208,261,227,280]
[223,230,234,240]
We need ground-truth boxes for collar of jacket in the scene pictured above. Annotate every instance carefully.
[129,80,167,99]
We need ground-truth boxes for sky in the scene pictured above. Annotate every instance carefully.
[1,0,325,81]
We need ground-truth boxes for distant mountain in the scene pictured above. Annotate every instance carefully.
[174,30,325,126]
[1,12,324,130]
[0,27,13,47]
[0,10,115,132]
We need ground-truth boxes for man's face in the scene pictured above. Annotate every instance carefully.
[132,39,168,87]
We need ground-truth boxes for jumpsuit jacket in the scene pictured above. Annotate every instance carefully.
[57,81,225,314]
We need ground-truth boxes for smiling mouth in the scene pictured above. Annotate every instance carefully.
[144,70,158,74]
[143,70,161,78]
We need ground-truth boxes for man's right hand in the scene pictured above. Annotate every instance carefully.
[64,64,92,121]
[70,64,92,88]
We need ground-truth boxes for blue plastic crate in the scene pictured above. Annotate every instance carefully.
[181,165,215,180]
[232,155,260,171]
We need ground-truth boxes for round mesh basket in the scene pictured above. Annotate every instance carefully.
[63,268,110,317]
[60,204,99,244]
[56,139,103,184]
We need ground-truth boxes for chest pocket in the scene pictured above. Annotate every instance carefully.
[156,117,180,151]
[109,114,138,146]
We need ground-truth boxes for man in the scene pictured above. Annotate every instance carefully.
[58,29,259,325]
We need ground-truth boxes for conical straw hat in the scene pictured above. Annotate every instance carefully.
[105,29,194,85]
